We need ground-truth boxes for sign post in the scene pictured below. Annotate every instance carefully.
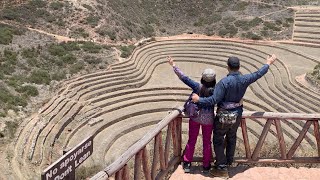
[41,135,94,180]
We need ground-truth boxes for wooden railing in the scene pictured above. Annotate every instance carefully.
[91,107,320,180]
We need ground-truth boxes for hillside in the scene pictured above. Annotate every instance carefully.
[0,0,319,147]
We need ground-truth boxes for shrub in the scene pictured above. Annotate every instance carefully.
[83,4,94,12]
[3,49,18,65]
[232,1,249,11]
[16,85,39,97]
[85,15,100,27]
[0,27,13,45]
[22,48,39,59]
[120,45,135,58]
[50,1,64,10]
[263,21,281,31]
[84,56,102,64]
[70,61,85,74]
[28,0,47,8]
[61,42,81,51]
[243,32,262,40]
[27,58,39,67]
[81,42,102,53]
[48,44,68,56]
[5,121,19,138]
[234,20,249,30]
[0,24,25,44]
[60,54,77,64]
[106,31,116,40]
[218,24,238,37]
[141,24,155,37]
[29,70,51,85]
[51,70,66,81]
[7,75,26,88]
[248,17,263,27]
[72,28,89,38]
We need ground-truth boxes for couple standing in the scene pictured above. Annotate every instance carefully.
[168,54,276,177]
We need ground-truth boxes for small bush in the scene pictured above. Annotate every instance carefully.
[120,45,135,58]
[85,15,100,27]
[0,24,25,45]
[141,24,155,37]
[60,54,77,64]
[22,48,39,59]
[72,28,89,38]
[61,42,81,51]
[263,21,281,31]
[51,70,66,81]
[5,121,19,138]
[84,56,102,64]
[83,4,94,12]
[70,61,85,74]
[243,32,262,40]
[218,24,238,37]
[81,42,102,53]
[16,85,39,97]
[48,44,68,56]
[248,17,263,27]
[29,70,51,85]
[3,49,18,65]
[50,1,64,10]
[6,75,26,88]
[232,1,249,11]
[27,58,39,67]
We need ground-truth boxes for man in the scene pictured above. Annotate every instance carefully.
[192,54,277,177]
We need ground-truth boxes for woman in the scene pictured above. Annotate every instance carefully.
[168,56,216,173]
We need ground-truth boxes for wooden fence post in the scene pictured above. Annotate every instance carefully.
[251,119,272,160]
[241,118,251,159]
[142,147,151,180]
[164,122,172,167]
[313,120,320,157]
[134,150,143,180]
[274,119,287,159]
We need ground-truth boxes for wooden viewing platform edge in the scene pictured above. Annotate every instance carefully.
[90,107,320,180]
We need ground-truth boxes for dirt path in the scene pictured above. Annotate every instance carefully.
[170,165,320,180]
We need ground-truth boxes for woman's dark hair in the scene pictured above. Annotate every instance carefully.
[200,78,216,97]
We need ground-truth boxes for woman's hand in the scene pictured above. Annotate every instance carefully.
[167,56,175,67]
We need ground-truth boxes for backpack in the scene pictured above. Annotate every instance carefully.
[184,85,201,117]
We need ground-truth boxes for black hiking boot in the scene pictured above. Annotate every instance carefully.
[210,164,229,177]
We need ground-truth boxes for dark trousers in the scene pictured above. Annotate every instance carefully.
[213,113,242,166]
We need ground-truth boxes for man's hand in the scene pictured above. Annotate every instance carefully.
[266,54,276,65]
[191,93,199,103]
[167,56,175,67]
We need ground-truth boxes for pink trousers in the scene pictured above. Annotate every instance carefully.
[183,119,213,167]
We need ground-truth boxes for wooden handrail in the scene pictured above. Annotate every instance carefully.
[90,109,320,180]
[91,106,184,180]
[242,111,320,119]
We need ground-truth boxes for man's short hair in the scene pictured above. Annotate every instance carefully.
[227,56,240,70]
